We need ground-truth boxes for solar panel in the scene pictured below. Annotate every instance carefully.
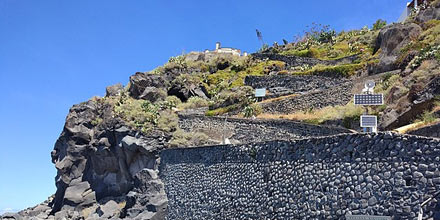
[255,88,266,97]
[354,94,383,105]
[360,115,377,127]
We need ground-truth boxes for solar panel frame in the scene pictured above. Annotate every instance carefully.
[354,94,384,105]
[255,88,267,98]
[360,115,377,128]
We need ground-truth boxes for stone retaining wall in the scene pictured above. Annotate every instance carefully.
[178,115,351,144]
[244,75,348,93]
[408,122,440,138]
[160,132,440,219]
[260,81,354,114]
[252,53,359,67]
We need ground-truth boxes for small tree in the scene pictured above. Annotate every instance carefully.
[372,19,387,31]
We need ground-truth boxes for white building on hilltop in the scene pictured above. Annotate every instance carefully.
[204,42,247,56]
[398,0,432,22]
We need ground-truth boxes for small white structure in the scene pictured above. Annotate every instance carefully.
[398,0,431,22]
[205,42,246,57]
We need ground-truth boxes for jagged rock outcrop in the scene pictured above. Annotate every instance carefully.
[128,72,170,99]
[372,23,422,73]
[168,82,209,101]
[105,84,124,97]
[381,76,440,129]
[416,4,440,23]
[17,100,170,219]
[129,71,209,102]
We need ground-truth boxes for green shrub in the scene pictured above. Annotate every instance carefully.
[169,129,210,147]
[280,49,315,57]
[178,96,209,109]
[168,55,186,66]
[380,73,401,91]
[291,63,366,77]
[160,96,182,109]
[372,19,387,31]
[410,44,440,69]
[157,110,179,132]
[114,98,158,132]
[421,111,437,123]
[91,117,103,126]
[211,86,254,109]
[205,104,240,116]
[242,103,263,118]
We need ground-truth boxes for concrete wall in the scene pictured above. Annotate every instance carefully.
[160,132,440,219]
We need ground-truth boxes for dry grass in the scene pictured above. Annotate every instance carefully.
[394,119,440,134]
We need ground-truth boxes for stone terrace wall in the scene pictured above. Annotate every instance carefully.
[178,115,351,144]
[160,133,440,219]
[252,53,359,67]
[261,81,354,114]
[244,75,348,92]
[408,122,440,138]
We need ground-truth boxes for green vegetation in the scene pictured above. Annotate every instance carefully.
[291,63,367,77]
[169,129,210,147]
[398,19,440,69]
[157,110,179,132]
[178,96,210,110]
[163,96,182,109]
[410,44,440,69]
[204,60,285,95]
[91,117,103,126]
[372,19,387,31]
[277,23,377,62]
[421,111,437,124]
[258,102,364,127]
[205,104,241,116]
[242,103,263,118]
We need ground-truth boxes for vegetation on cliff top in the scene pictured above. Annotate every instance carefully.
[91,14,440,137]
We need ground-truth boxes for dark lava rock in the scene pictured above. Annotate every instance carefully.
[106,83,124,97]
[372,23,422,73]
[416,5,440,23]
[128,72,170,99]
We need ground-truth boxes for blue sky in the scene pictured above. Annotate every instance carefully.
[0,0,405,212]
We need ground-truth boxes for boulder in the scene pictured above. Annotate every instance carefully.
[105,83,123,97]
[381,76,440,129]
[1,213,22,220]
[416,6,440,23]
[63,181,96,207]
[138,87,167,102]
[168,83,208,101]
[373,23,422,73]
[97,200,121,219]
[128,72,169,99]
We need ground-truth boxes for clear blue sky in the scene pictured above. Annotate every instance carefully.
[0,0,405,213]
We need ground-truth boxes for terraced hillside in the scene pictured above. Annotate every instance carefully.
[4,1,440,219]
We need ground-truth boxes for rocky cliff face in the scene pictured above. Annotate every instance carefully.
[47,100,168,219]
